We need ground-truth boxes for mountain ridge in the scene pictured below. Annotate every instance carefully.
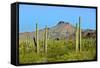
[19,21,96,40]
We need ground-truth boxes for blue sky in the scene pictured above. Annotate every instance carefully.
[19,4,96,33]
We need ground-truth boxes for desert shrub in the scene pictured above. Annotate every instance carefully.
[19,38,96,63]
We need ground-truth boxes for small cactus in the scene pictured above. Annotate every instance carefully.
[44,25,48,53]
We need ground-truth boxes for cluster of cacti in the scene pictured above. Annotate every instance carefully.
[75,16,82,52]
[34,22,48,53]
[19,17,96,63]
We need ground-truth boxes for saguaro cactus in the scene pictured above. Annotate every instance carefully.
[36,22,39,53]
[44,25,48,53]
[79,16,82,51]
[76,16,82,52]
[76,23,79,52]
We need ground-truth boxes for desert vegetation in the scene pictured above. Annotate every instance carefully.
[19,17,96,64]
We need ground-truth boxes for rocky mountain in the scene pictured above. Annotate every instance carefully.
[19,21,96,40]
[82,29,96,38]
[48,21,75,40]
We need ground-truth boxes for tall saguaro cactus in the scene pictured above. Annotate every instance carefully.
[36,22,39,53]
[44,25,48,53]
[79,16,82,51]
[76,16,82,52]
[76,23,79,52]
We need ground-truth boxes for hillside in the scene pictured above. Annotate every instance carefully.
[19,21,96,40]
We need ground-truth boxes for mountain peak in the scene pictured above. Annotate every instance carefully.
[57,21,65,25]
[57,21,69,25]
